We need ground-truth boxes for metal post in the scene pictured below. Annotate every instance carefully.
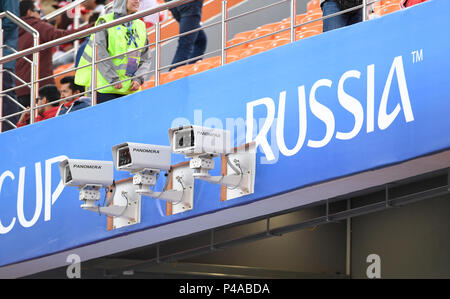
[30,33,39,124]
[362,0,367,21]
[290,0,296,42]
[266,217,282,237]
[155,15,160,86]
[210,229,215,251]
[91,33,97,106]
[345,199,351,277]
[221,0,227,66]
[0,11,39,127]
[385,184,391,208]
[73,4,81,62]
[2,11,40,125]
[156,243,160,264]
[448,168,450,191]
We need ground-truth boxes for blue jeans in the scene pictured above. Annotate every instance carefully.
[169,1,207,71]
[321,0,362,32]
[96,92,122,104]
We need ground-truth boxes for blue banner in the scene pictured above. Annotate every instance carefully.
[0,0,449,266]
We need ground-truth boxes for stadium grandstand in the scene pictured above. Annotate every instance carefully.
[0,0,449,281]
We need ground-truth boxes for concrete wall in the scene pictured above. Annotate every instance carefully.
[183,175,450,278]
[185,205,347,275]
[351,193,450,278]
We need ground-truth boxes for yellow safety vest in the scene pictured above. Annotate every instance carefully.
[75,13,147,95]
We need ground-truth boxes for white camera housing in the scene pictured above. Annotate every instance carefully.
[112,142,194,211]
[58,158,143,229]
[111,142,171,172]
[58,159,114,188]
[168,125,231,157]
[168,124,257,201]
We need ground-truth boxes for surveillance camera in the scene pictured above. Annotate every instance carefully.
[111,142,171,172]
[58,158,143,226]
[58,159,114,188]
[111,142,194,208]
[168,125,231,157]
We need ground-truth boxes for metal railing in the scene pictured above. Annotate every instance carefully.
[0,0,387,131]
[47,0,89,64]
[0,10,39,128]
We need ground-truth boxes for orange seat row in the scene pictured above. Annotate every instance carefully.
[54,0,404,91]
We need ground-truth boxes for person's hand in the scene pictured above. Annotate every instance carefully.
[114,82,123,89]
[18,107,30,124]
[129,80,141,91]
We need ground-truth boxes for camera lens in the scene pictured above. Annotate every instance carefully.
[65,165,72,183]
[118,147,132,167]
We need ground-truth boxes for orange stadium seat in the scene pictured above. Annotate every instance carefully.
[158,72,172,85]
[248,27,276,43]
[307,0,321,11]
[190,61,215,75]
[300,20,323,32]
[268,37,291,49]
[166,69,189,83]
[280,14,306,27]
[294,13,308,24]
[249,39,275,50]
[141,77,155,90]
[227,36,249,52]
[380,3,402,15]
[248,39,273,48]
[372,9,383,18]
[253,23,279,40]
[296,29,320,41]
[380,0,403,5]
[225,49,243,63]
[369,1,384,18]
[273,21,293,38]
[300,13,323,27]
[201,56,222,68]
[307,8,323,16]
[273,30,291,41]
[227,31,253,52]
[239,45,266,59]
[229,30,253,44]
[274,20,290,31]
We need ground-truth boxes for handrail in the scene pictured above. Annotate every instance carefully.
[0,11,38,35]
[0,11,39,124]
[0,0,195,66]
[0,0,390,129]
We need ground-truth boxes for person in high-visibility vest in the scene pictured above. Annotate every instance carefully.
[75,0,152,104]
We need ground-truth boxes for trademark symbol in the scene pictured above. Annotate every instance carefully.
[411,49,423,63]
